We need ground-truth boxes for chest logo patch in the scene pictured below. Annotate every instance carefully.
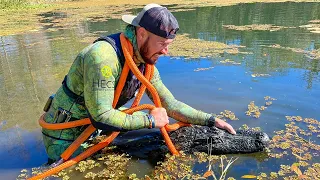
[101,65,112,78]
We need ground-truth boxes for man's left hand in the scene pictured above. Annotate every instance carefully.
[214,118,236,135]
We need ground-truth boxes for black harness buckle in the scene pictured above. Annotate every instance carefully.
[53,107,72,123]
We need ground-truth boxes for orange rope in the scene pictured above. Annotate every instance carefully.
[60,125,96,160]
[29,105,157,180]
[39,114,91,130]
[29,33,189,180]
[28,131,120,180]
[120,33,180,155]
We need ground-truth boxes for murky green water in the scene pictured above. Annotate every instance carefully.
[0,2,319,179]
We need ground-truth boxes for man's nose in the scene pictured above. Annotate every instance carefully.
[160,46,169,55]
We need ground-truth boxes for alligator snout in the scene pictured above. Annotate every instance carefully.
[257,132,270,144]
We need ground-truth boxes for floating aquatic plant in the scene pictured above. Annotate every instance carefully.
[261,44,320,59]
[223,24,295,32]
[263,116,320,179]
[299,19,320,34]
[214,110,239,121]
[151,141,238,180]
[152,151,196,179]
[169,34,242,59]
[220,59,241,65]
[251,73,270,77]
[194,66,214,72]
[246,101,262,118]
[75,159,101,173]
[246,96,276,118]
[264,96,277,101]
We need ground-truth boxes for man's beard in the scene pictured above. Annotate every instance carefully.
[140,38,160,65]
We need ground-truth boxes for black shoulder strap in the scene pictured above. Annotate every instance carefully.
[93,33,125,67]
[62,76,85,106]
[61,33,126,107]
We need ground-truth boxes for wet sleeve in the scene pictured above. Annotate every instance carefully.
[147,67,213,126]
[83,41,150,130]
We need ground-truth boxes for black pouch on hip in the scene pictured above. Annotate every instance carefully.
[43,94,55,112]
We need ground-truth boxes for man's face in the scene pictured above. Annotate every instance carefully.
[139,32,174,65]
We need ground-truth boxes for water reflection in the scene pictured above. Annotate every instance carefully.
[0,127,47,179]
[174,2,320,87]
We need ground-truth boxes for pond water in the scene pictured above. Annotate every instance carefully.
[0,2,319,179]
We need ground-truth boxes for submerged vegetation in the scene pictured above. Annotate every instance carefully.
[223,24,295,32]
[299,19,320,34]
[261,44,320,60]
[169,34,241,58]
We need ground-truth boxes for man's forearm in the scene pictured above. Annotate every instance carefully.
[87,108,151,131]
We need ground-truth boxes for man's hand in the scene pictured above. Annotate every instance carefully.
[214,118,236,135]
[150,108,169,128]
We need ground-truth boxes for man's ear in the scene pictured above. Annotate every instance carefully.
[136,27,147,41]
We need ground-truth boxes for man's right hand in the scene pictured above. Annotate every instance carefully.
[150,108,169,128]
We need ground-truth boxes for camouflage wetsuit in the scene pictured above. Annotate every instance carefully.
[42,25,214,161]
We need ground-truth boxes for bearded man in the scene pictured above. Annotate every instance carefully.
[41,3,236,163]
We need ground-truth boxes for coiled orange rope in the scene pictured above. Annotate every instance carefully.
[28,33,189,180]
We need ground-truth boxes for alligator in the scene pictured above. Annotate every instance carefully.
[113,125,270,159]
[46,125,270,168]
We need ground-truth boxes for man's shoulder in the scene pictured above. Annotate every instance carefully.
[150,66,161,83]
[82,41,119,63]
[90,41,117,55]
[153,66,159,74]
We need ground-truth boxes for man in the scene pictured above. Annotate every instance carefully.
[42,3,236,163]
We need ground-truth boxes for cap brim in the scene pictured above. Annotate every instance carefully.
[122,15,139,26]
